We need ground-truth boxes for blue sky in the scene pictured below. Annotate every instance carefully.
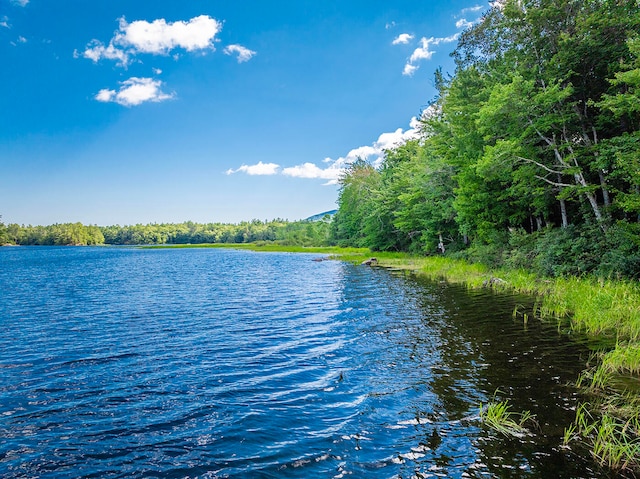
[0,0,486,226]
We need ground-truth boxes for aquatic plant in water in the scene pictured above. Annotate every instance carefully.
[479,396,536,438]
[564,403,640,473]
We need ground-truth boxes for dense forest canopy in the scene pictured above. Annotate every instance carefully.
[331,0,640,279]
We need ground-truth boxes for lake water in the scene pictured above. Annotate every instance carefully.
[0,247,612,478]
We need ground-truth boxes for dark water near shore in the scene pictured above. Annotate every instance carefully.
[0,247,611,478]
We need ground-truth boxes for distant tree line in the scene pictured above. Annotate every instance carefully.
[329,0,640,279]
[0,218,332,247]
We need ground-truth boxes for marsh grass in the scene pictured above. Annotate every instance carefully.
[369,253,640,473]
[479,397,536,437]
[565,404,640,472]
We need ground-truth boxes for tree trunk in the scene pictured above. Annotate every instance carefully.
[557,174,569,228]
[599,170,611,207]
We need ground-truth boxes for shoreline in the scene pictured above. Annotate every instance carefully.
[346,251,640,475]
[5,242,638,471]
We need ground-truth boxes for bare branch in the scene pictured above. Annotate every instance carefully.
[534,175,573,188]
[516,156,569,175]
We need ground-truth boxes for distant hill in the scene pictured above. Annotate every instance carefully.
[305,210,337,221]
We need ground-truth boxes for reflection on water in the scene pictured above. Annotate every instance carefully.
[0,247,613,478]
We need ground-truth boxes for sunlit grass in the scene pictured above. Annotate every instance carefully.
[479,397,536,437]
[370,253,640,473]
[565,403,640,472]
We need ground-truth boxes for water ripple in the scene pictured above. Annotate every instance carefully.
[0,247,614,478]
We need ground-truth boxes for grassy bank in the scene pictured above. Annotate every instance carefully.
[363,252,640,474]
[140,243,369,255]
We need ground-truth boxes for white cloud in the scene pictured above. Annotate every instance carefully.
[81,40,130,65]
[11,0,29,6]
[456,18,474,29]
[397,5,484,76]
[1,16,9,28]
[460,5,483,15]
[225,118,423,184]
[226,161,280,176]
[95,77,175,107]
[118,15,221,54]
[224,44,256,63]
[81,15,222,66]
[283,118,422,184]
[403,34,459,76]
[153,68,163,75]
[282,163,343,182]
[392,33,414,45]
[10,35,27,47]
[403,64,418,76]
[455,5,485,30]
[409,37,436,62]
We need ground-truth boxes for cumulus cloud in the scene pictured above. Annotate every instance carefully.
[224,44,256,63]
[455,5,484,30]
[296,122,419,183]
[239,118,421,185]
[392,33,414,45]
[11,0,29,6]
[225,117,426,184]
[396,5,484,76]
[456,18,475,29]
[80,40,129,65]
[95,77,175,107]
[80,15,222,66]
[1,17,9,28]
[226,161,280,176]
[403,34,459,76]
[281,163,343,182]
[403,64,418,76]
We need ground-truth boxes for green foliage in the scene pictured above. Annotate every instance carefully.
[566,403,640,473]
[479,394,536,437]
[7,222,104,246]
[0,216,8,245]
[331,0,640,280]
[330,160,382,248]
[2,219,332,248]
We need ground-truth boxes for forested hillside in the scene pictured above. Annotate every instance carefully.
[331,0,640,279]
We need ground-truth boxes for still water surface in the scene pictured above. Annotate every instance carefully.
[0,247,610,478]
